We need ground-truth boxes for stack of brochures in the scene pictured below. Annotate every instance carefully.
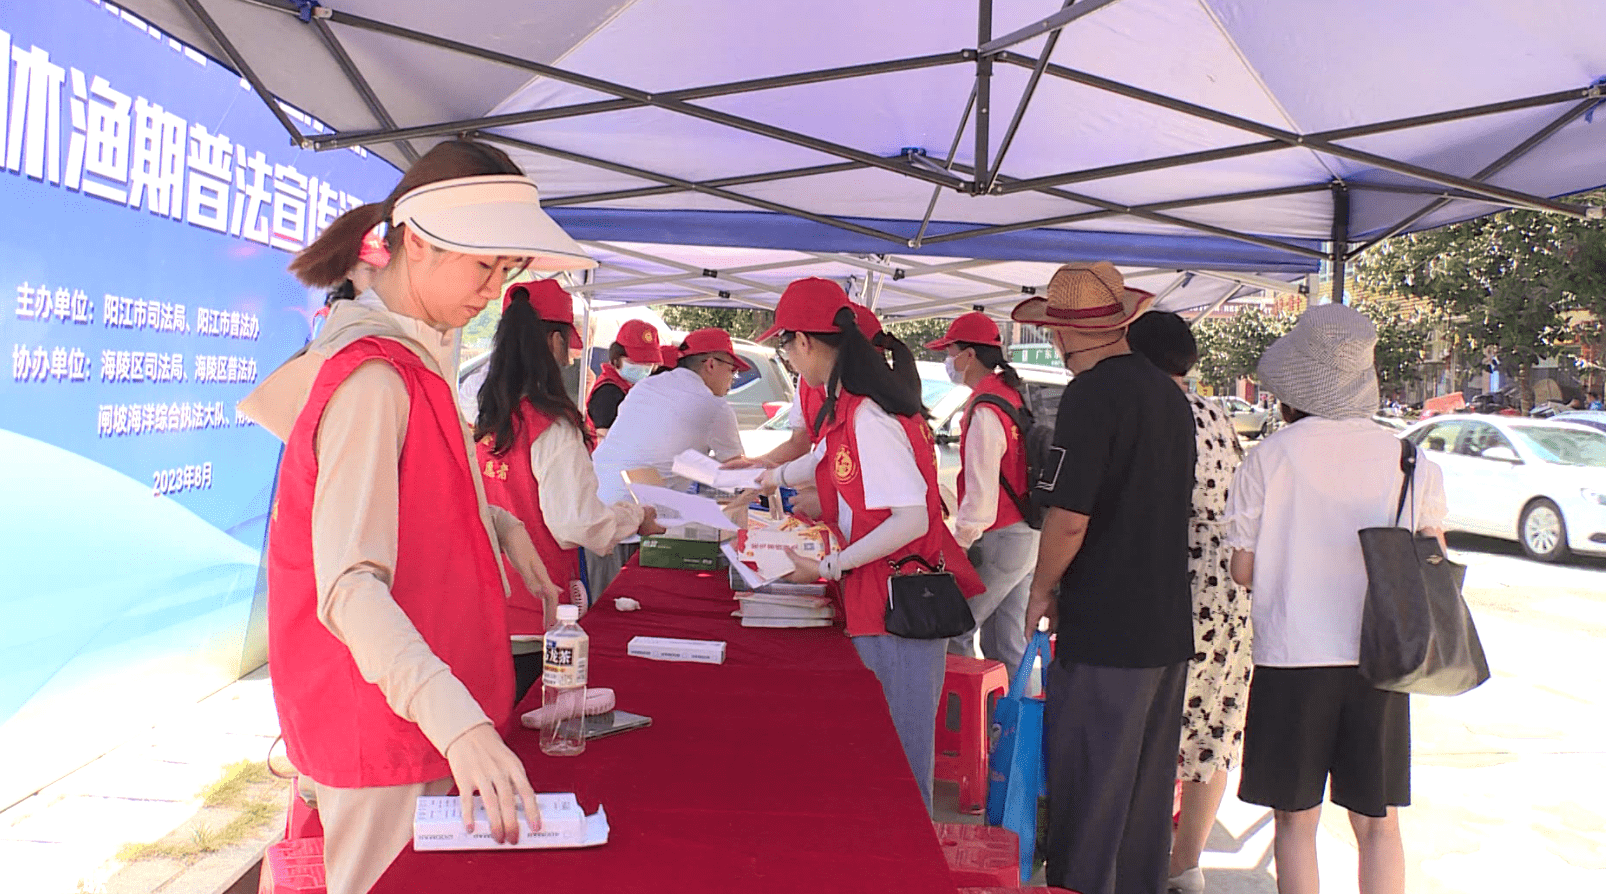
[732,591,835,628]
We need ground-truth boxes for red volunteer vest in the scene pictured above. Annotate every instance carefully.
[476,401,583,636]
[958,373,1029,532]
[587,363,631,408]
[813,392,984,636]
[798,379,827,439]
[268,337,513,788]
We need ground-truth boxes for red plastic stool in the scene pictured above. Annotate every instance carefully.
[285,778,324,840]
[934,822,1019,887]
[257,836,325,894]
[935,654,1009,814]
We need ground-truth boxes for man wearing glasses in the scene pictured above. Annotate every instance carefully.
[591,327,749,506]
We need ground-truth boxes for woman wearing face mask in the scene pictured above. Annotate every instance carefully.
[242,139,590,893]
[474,280,666,703]
[925,312,1037,678]
[586,319,661,435]
[755,278,983,812]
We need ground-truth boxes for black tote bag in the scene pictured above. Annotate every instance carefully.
[884,554,975,640]
[1357,440,1490,696]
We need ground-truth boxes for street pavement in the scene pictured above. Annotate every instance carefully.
[1197,533,1606,893]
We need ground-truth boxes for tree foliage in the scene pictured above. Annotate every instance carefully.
[1193,306,1296,391]
[1353,192,1606,409]
[1350,297,1438,398]
[656,305,775,341]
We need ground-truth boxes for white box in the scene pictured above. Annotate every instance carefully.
[627,635,727,665]
[414,793,590,850]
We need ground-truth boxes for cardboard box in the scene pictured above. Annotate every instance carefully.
[627,636,727,665]
[638,535,725,570]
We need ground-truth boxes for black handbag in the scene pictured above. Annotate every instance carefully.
[884,554,975,640]
[1357,440,1490,696]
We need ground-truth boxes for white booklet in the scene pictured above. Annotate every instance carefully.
[721,541,784,590]
[628,483,740,532]
[671,449,765,492]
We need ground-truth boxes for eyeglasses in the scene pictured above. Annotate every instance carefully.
[710,356,739,372]
[776,331,798,356]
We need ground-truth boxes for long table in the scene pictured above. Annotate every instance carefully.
[371,561,960,893]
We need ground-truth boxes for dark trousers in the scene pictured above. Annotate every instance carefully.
[1043,659,1188,894]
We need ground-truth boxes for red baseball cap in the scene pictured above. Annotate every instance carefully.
[679,328,751,372]
[849,303,884,340]
[754,278,851,342]
[925,311,1001,350]
[502,279,579,347]
[615,318,664,364]
[659,344,681,367]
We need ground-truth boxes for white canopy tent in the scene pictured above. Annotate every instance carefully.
[113,0,1606,317]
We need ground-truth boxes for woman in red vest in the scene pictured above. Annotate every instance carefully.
[585,318,661,434]
[474,279,663,701]
[243,140,590,893]
[925,312,1039,678]
[753,278,983,812]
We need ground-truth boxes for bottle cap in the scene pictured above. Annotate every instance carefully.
[556,604,580,623]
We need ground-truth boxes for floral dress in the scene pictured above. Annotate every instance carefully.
[1178,391,1254,782]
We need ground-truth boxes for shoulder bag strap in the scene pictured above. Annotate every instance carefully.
[1394,438,1417,528]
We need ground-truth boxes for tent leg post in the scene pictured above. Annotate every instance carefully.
[1330,182,1350,305]
[974,0,992,192]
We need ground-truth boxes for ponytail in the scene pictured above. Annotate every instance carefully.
[288,139,523,288]
[810,306,924,425]
[474,294,589,455]
[871,330,922,399]
[290,205,386,288]
[962,342,1024,394]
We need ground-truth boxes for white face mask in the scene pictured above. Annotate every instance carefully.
[619,361,653,384]
[944,354,965,385]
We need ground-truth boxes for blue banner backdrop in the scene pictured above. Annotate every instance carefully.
[0,0,400,808]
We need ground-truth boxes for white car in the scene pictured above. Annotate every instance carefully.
[1211,396,1275,438]
[1402,416,1606,562]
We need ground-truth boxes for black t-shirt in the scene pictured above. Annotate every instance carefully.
[586,383,626,429]
[1038,352,1195,668]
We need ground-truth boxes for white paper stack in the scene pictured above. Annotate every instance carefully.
[732,592,836,628]
[413,794,609,851]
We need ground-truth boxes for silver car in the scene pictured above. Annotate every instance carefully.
[1212,396,1275,438]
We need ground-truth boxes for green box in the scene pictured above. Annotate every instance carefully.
[637,536,726,571]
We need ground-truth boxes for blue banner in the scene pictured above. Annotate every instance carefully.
[0,0,400,806]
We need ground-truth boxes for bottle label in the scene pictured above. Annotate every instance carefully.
[543,636,588,688]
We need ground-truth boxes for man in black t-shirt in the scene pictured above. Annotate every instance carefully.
[1012,262,1196,894]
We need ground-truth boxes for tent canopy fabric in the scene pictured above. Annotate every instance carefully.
[113,0,1606,312]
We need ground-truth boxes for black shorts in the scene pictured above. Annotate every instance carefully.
[1237,665,1410,818]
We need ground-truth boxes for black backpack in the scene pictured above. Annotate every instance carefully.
[962,392,1056,530]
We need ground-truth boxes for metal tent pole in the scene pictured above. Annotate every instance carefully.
[1329,182,1350,305]
[174,0,305,145]
[308,17,419,165]
[974,0,993,186]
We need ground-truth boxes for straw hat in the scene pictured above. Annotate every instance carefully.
[1010,262,1155,331]
[1257,303,1380,420]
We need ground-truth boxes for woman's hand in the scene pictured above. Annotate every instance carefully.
[783,548,821,583]
[443,723,541,844]
[637,506,666,537]
[720,456,776,470]
[503,526,563,607]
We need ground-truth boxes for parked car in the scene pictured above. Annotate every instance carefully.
[1554,410,1606,435]
[1211,396,1275,438]
[1402,416,1606,562]
[458,337,792,430]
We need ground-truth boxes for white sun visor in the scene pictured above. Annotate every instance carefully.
[390,175,597,271]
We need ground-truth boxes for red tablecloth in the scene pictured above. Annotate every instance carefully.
[371,562,959,894]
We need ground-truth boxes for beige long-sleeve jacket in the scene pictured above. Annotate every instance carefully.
[241,292,524,767]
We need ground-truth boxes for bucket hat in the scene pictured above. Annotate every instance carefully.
[1257,303,1380,420]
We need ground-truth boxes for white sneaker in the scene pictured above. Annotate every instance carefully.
[1168,866,1205,894]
